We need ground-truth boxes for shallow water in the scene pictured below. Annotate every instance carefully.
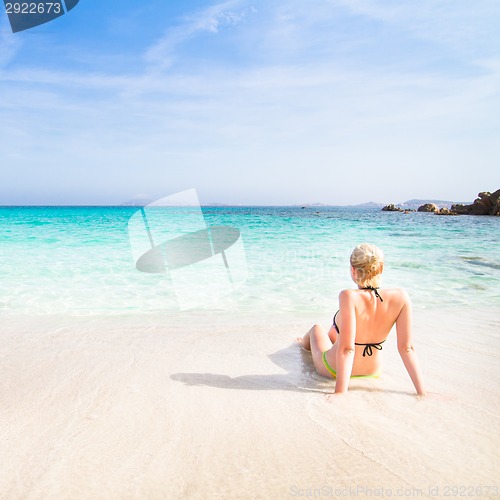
[0,206,498,315]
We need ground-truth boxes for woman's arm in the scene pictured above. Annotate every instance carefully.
[396,292,426,396]
[334,290,356,394]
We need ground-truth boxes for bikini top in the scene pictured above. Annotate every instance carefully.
[333,287,385,357]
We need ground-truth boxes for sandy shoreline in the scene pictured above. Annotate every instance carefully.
[1,308,499,499]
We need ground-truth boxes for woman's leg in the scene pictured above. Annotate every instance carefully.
[299,324,337,350]
[300,324,334,377]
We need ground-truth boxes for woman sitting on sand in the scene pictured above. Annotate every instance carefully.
[299,243,426,396]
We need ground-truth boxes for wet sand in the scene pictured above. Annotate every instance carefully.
[1,308,499,499]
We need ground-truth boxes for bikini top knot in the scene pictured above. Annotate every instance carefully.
[361,286,384,302]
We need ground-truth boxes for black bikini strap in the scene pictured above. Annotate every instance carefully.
[362,286,384,302]
[355,340,385,357]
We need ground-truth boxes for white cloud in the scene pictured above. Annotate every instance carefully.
[331,0,500,56]
[144,0,248,71]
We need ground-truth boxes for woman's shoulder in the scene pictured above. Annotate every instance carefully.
[338,288,356,299]
[339,287,410,301]
[379,287,412,307]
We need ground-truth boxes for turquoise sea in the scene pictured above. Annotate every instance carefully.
[0,206,498,315]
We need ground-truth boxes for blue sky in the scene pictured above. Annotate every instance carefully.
[1,0,499,205]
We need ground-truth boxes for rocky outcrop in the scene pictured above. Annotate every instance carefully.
[435,207,458,216]
[451,189,500,216]
[381,204,403,212]
[418,203,459,215]
[494,200,500,216]
[382,190,499,216]
[417,203,439,213]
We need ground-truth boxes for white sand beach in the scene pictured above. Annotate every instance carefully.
[1,307,499,499]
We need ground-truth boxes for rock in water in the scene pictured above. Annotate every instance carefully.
[417,203,439,213]
[451,189,500,216]
[435,207,458,216]
[381,204,403,212]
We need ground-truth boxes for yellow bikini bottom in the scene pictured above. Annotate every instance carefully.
[322,351,381,379]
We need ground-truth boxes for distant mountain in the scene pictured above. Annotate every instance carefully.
[398,199,470,209]
[351,201,385,208]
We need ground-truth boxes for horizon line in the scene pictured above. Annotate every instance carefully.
[0,200,471,208]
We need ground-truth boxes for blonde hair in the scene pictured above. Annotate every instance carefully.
[350,243,384,288]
